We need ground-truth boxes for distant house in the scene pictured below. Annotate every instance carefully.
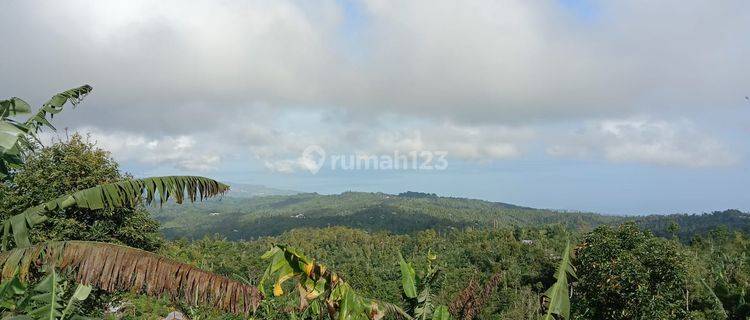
[521,240,534,245]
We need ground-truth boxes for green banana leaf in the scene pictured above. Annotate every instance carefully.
[2,176,228,250]
[432,305,450,320]
[542,241,577,320]
[399,252,418,299]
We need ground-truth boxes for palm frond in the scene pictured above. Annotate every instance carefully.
[3,176,229,250]
[0,241,262,315]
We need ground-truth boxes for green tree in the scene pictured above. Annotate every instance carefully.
[573,223,689,320]
[0,134,162,251]
[668,221,681,240]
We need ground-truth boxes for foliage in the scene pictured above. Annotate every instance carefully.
[0,135,163,251]
[259,244,402,319]
[448,272,503,320]
[26,268,92,320]
[572,223,689,320]
[118,224,750,319]
[0,272,27,313]
[155,226,565,319]
[0,241,261,316]
[540,241,576,320]
[4,173,228,251]
[0,165,242,315]
[636,210,750,243]
[0,267,92,320]
[1,85,252,318]
[689,231,750,320]
[3,172,226,252]
[0,85,92,180]
[398,251,450,320]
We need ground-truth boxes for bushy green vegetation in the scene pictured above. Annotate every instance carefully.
[635,210,750,242]
[0,134,163,251]
[111,224,746,320]
[573,224,689,319]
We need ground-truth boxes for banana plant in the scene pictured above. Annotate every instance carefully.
[0,271,27,313]
[1,87,266,316]
[26,268,91,320]
[0,85,92,181]
[0,174,264,315]
[398,250,451,320]
[260,244,410,320]
[701,251,750,319]
[0,267,91,320]
[540,241,577,320]
[2,175,229,250]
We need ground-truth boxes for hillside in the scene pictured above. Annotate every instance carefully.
[635,209,750,241]
[152,191,623,239]
[152,190,750,241]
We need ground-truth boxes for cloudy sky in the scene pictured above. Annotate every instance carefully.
[2,0,749,214]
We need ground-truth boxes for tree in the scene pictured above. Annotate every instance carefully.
[1,134,163,251]
[573,223,689,320]
[668,221,681,240]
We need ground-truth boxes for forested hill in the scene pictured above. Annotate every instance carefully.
[152,190,750,241]
[152,191,622,239]
[635,209,750,242]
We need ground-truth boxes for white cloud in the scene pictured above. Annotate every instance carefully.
[1,0,747,131]
[238,118,533,173]
[548,119,739,167]
[5,1,746,173]
[50,128,223,172]
[370,124,532,161]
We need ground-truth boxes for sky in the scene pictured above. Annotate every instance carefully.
[1,0,749,215]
